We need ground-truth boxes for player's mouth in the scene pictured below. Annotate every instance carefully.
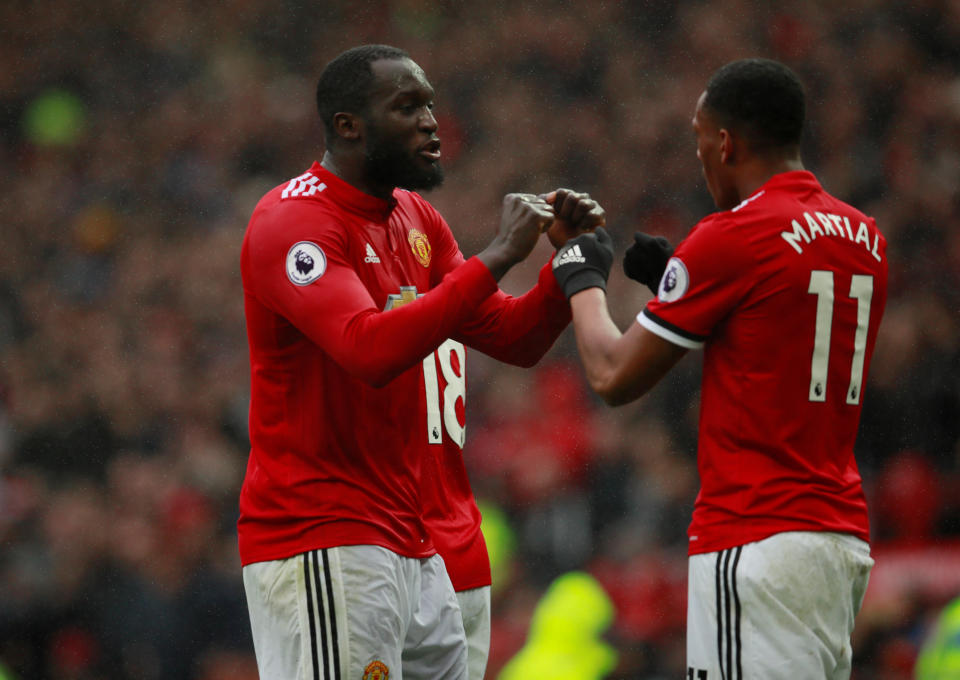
[418,139,441,161]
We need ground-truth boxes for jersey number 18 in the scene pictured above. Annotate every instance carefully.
[422,339,466,448]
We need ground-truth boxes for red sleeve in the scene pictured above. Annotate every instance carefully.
[244,201,498,386]
[454,260,571,366]
[640,214,755,348]
[425,208,571,367]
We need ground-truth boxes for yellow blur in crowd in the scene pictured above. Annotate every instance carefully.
[498,571,617,680]
[916,595,960,679]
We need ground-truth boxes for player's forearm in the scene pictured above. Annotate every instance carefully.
[571,291,688,406]
[457,261,571,366]
[462,293,569,367]
[333,258,498,386]
[569,288,630,403]
[475,243,518,282]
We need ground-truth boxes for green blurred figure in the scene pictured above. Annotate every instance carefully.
[478,500,516,594]
[916,595,960,679]
[498,571,617,680]
[22,89,86,147]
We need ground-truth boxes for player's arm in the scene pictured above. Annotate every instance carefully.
[572,216,757,404]
[249,194,552,387]
[317,262,495,387]
[453,260,570,367]
[551,226,687,405]
[451,189,606,366]
[247,234,488,386]
[568,288,687,406]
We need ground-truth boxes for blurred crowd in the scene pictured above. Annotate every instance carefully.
[2,0,959,678]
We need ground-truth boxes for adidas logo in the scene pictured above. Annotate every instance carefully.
[553,244,586,268]
[364,243,381,264]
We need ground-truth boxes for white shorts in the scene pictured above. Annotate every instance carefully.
[456,586,491,680]
[686,531,873,680]
[243,545,468,680]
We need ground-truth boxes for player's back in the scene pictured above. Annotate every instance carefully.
[684,170,888,554]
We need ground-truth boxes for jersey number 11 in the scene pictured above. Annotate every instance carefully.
[807,270,874,405]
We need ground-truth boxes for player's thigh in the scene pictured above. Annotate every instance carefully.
[401,555,468,680]
[243,555,312,680]
[244,545,420,680]
[456,586,491,680]
[686,532,873,680]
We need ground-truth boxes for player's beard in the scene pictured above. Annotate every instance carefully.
[364,125,444,192]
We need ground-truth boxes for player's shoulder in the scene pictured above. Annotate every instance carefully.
[819,189,876,227]
[690,183,779,231]
[392,188,449,234]
[243,181,347,276]
[713,184,787,228]
[757,170,876,227]
[249,173,340,231]
[675,205,763,271]
[394,188,442,217]
[685,208,748,246]
[258,170,338,213]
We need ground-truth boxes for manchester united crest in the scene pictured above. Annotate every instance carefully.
[408,228,431,268]
[363,660,389,680]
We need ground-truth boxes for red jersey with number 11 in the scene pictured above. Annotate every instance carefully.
[639,171,888,556]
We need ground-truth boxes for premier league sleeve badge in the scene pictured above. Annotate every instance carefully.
[286,241,327,286]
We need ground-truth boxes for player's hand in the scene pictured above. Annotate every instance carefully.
[623,232,674,295]
[477,193,555,281]
[552,227,614,299]
[541,189,606,249]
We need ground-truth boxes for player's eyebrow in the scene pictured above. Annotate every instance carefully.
[391,84,435,107]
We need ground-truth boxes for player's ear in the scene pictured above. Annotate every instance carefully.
[332,112,363,142]
[718,128,734,165]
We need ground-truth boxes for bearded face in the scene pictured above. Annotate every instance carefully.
[363,119,444,192]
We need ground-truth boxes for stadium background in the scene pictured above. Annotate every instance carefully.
[2,1,960,678]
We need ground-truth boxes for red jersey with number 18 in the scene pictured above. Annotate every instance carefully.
[638,171,887,556]
[238,163,570,590]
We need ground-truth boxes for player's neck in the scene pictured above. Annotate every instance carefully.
[736,156,805,202]
[320,152,395,201]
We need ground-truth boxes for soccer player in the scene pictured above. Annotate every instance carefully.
[552,58,888,678]
[238,44,603,680]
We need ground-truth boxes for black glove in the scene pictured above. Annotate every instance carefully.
[623,232,674,295]
[552,227,614,299]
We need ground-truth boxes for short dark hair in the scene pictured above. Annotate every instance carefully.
[315,44,410,145]
[703,58,805,154]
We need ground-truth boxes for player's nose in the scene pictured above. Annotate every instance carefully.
[419,108,438,132]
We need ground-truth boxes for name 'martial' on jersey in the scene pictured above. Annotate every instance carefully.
[781,211,883,262]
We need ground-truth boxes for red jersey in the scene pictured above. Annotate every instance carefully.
[239,163,569,590]
[639,171,888,555]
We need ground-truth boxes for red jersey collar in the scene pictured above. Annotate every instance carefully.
[308,162,397,219]
[730,170,820,213]
[755,170,820,195]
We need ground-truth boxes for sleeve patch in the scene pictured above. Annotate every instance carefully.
[658,257,690,302]
[286,241,326,286]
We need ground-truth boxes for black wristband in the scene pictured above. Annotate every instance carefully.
[560,268,608,298]
[552,228,614,299]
